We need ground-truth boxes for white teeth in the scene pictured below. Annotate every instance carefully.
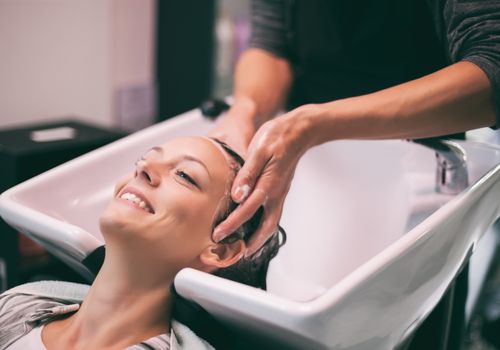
[120,192,151,213]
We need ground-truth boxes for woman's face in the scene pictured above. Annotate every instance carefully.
[100,136,238,273]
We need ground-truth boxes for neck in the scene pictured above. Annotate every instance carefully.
[56,249,174,349]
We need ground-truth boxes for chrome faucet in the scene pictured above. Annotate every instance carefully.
[411,138,469,195]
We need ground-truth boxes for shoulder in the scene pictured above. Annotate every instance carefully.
[171,320,216,350]
[128,321,216,350]
[0,281,88,348]
[2,280,90,302]
[0,281,89,324]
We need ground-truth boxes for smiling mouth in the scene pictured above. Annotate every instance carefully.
[119,192,154,214]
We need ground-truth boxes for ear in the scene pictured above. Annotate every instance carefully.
[198,240,246,272]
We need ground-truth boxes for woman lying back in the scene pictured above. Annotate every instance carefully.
[0,136,285,350]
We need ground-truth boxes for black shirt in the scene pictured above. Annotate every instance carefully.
[249,0,500,127]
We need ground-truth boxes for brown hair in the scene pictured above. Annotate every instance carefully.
[210,138,286,290]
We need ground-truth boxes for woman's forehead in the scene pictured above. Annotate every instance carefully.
[158,136,233,171]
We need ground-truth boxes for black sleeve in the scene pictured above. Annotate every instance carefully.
[439,0,500,128]
[248,0,292,59]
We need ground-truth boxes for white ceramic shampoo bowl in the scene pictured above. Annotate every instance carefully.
[1,109,499,349]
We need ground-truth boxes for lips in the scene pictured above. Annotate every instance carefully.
[118,187,155,214]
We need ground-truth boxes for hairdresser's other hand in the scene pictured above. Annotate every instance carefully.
[208,97,258,156]
[213,106,314,256]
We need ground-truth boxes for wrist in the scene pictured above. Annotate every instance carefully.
[290,103,333,149]
[279,104,320,156]
[299,99,367,147]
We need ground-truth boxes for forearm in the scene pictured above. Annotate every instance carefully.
[231,48,293,128]
[305,61,496,146]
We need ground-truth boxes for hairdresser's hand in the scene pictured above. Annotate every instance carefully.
[208,97,258,156]
[213,106,314,256]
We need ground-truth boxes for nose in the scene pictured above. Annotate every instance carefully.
[135,159,161,187]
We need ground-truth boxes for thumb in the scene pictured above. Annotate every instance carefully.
[231,147,268,203]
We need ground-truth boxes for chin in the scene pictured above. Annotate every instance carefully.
[99,202,143,237]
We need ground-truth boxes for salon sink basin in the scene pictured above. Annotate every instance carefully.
[176,133,500,349]
[1,109,500,349]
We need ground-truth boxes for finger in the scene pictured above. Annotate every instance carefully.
[231,145,269,203]
[244,203,282,257]
[213,187,268,242]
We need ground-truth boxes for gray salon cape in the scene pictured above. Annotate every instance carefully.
[0,281,215,350]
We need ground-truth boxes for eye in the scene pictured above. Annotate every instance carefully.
[175,170,198,187]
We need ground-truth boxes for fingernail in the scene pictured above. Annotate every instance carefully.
[213,227,228,242]
[234,184,251,202]
[244,248,255,258]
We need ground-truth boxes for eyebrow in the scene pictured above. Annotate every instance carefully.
[181,155,211,180]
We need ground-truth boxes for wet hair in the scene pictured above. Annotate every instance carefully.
[210,138,286,290]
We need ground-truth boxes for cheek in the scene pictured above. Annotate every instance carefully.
[148,191,222,261]
[114,173,134,195]
[145,217,212,270]
[161,189,218,234]
[163,181,221,218]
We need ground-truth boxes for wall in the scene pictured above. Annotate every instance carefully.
[0,0,155,130]
[212,0,250,97]
[112,0,156,131]
[112,0,155,89]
